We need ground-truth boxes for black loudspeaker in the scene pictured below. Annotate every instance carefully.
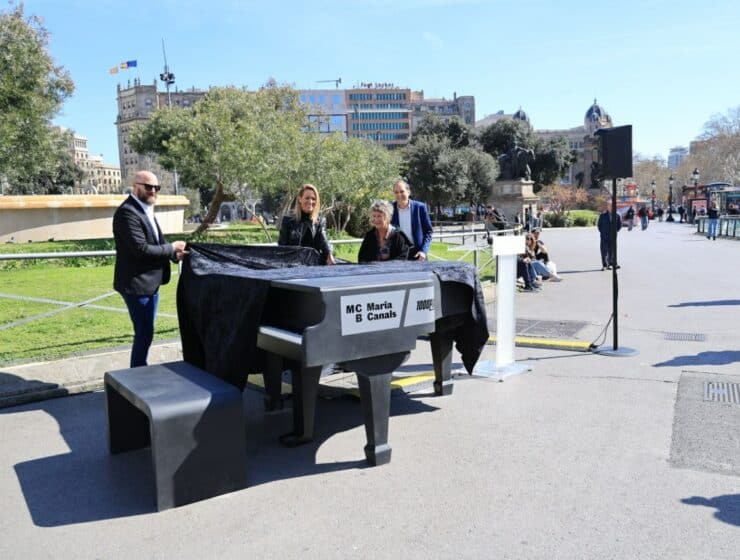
[595,125,632,179]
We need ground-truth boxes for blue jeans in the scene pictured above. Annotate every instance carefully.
[121,292,159,368]
[530,259,551,279]
[707,218,719,238]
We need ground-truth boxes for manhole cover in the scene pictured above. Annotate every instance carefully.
[664,332,707,342]
[489,318,587,339]
[703,381,740,404]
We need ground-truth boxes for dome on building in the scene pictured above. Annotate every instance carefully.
[584,99,612,132]
[512,107,530,124]
[585,99,609,122]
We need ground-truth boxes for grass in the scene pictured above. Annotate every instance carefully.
[0,223,493,365]
[567,209,599,226]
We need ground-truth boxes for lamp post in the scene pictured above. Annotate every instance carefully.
[650,180,656,214]
[691,168,700,223]
[666,174,675,221]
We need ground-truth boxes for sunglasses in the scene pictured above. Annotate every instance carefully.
[136,182,161,192]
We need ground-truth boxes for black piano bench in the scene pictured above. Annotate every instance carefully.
[104,361,248,511]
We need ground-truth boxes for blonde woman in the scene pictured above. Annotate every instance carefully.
[278,183,335,264]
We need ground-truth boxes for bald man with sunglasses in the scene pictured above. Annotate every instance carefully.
[113,171,188,367]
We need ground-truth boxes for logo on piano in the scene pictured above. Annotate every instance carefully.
[341,290,404,335]
[404,286,435,327]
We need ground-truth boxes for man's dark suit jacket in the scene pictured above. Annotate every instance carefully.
[113,195,175,295]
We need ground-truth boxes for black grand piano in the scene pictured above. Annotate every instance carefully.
[177,244,488,466]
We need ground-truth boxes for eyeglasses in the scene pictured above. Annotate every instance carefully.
[136,183,161,192]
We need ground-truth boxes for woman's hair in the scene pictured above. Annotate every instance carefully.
[370,200,394,224]
[293,183,320,223]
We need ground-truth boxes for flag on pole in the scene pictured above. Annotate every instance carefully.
[120,60,138,69]
[109,66,119,75]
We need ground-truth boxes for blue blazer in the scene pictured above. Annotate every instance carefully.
[391,199,434,256]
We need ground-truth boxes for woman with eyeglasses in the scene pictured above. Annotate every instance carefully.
[278,183,335,265]
[358,200,414,263]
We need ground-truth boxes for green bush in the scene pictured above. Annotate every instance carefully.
[569,210,599,226]
[542,212,573,228]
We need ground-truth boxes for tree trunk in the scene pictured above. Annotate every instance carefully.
[242,204,273,242]
[194,181,225,234]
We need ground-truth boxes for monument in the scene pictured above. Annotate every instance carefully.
[490,142,539,225]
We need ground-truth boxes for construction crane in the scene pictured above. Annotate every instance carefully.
[316,78,342,89]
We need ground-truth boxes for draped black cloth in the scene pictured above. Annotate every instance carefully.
[177,243,488,390]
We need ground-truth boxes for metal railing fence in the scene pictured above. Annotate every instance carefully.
[695,216,740,239]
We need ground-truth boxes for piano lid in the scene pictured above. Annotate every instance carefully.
[269,271,436,293]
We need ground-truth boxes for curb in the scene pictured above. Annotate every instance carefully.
[0,341,183,409]
[487,335,594,352]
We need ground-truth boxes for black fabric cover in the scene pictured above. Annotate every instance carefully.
[177,243,489,390]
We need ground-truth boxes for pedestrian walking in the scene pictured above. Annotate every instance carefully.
[678,205,685,223]
[706,201,719,240]
[625,206,635,231]
[638,205,649,230]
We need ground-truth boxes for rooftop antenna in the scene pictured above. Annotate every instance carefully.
[159,39,176,107]
[316,78,342,89]
[159,39,178,194]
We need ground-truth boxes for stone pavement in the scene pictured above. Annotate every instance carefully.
[0,220,737,559]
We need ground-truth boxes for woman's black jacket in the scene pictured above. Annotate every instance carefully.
[278,214,332,261]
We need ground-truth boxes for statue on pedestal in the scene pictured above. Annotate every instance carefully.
[497,141,535,181]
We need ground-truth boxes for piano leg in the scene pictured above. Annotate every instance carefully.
[262,353,285,411]
[356,372,393,466]
[429,330,454,396]
[279,365,322,447]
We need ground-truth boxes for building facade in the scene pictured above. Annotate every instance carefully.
[409,91,475,133]
[668,146,688,169]
[298,89,348,135]
[345,84,412,149]
[300,83,475,149]
[59,128,122,193]
[116,78,206,193]
[476,100,614,187]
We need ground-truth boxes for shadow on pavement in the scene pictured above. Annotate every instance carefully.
[669,299,740,308]
[653,351,740,367]
[558,269,604,274]
[1,376,439,526]
[681,494,740,527]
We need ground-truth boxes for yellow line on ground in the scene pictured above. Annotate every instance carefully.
[248,372,436,398]
[391,373,435,388]
[487,335,593,352]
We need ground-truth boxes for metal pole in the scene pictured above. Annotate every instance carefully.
[611,177,618,350]
[595,177,637,357]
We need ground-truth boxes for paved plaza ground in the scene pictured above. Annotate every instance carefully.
[0,220,737,559]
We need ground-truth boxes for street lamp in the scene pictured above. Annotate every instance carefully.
[650,180,656,213]
[691,168,700,224]
[666,174,675,221]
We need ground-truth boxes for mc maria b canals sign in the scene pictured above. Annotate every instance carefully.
[340,287,435,335]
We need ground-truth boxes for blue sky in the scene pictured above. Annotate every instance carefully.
[21,0,740,167]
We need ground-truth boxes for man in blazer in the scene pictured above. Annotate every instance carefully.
[390,180,434,260]
[113,171,187,367]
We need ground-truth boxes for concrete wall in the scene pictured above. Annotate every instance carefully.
[0,195,190,243]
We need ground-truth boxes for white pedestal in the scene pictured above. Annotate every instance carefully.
[473,235,532,381]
